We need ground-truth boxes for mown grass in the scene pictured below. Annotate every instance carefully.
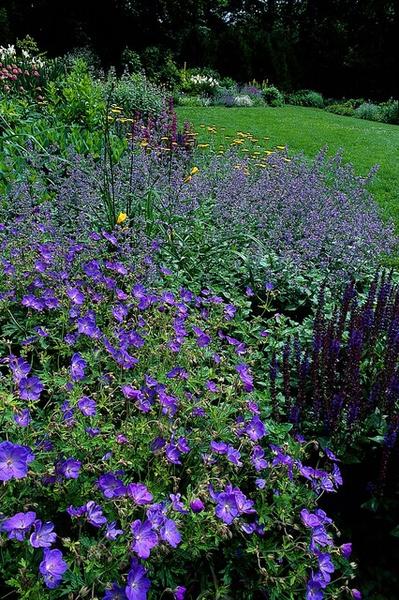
[176,106,399,229]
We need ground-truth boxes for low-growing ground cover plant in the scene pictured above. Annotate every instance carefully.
[0,204,358,598]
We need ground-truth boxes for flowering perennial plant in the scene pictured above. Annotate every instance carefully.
[0,204,356,597]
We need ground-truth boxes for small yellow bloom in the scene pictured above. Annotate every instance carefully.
[184,175,192,183]
[276,145,286,150]
[190,166,199,176]
[140,140,149,147]
[198,143,209,149]
[117,212,127,224]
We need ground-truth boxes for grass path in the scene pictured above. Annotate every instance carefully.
[176,106,399,228]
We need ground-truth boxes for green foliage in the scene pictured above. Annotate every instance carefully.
[111,72,165,118]
[121,47,142,74]
[262,85,284,107]
[46,59,105,129]
[325,102,355,117]
[287,89,324,108]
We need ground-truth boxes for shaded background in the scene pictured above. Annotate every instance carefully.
[0,0,397,99]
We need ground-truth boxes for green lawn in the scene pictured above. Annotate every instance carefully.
[176,106,399,228]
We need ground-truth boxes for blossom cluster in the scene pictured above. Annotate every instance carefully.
[0,197,356,598]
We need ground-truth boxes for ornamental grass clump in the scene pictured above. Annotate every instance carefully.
[0,205,357,598]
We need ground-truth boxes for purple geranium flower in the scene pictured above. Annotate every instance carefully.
[159,518,181,548]
[14,408,31,427]
[30,520,57,548]
[131,519,158,559]
[105,521,124,540]
[215,493,239,525]
[19,376,44,401]
[9,356,31,382]
[77,396,97,416]
[97,473,126,498]
[127,483,153,505]
[1,511,36,540]
[70,353,87,381]
[251,446,268,471]
[245,416,266,441]
[0,441,34,481]
[306,578,324,600]
[39,548,68,589]
[173,586,186,600]
[340,543,352,559]
[190,498,205,513]
[235,363,254,392]
[86,501,107,527]
[125,558,151,600]
[59,457,81,479]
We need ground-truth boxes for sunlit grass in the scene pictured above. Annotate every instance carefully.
[176,106,399,231]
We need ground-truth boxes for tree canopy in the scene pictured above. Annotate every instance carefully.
[1,0,397,98]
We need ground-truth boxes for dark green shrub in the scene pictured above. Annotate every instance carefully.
[287,89,324,108]
[325,102,355,117]
[262,84,284,107]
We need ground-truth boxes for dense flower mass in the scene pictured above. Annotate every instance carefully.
[0,195,356,597]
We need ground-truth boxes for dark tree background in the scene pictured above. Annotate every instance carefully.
[0,0,397,98]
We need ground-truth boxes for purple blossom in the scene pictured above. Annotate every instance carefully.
[97,473,126,498]
[39,548,68,589]
[103,583,128,599]
[215,493,239,525]
[351,590,362,599]
[160,518,182,548]
[190,498,205,513]
[86,501,107,527]
[58,457,81,479]
[30,520,57,548]
[9,356,31,382]
[105,521,124,540]
[66,287,85,305]
[131,519,158,559]
[1,511,36,540]
[235,363,254,392]
[340,543,352,559]
[13,408,31,427]
[77,396,97,416]
[0,441,34,481]
[317,552,335,584]
[127,483,153,505]
[306,578,324,600]
[70,353,87,381]
[19,376,44,401]
[245,416,267,441]
[251,446,268,471]
[125,558,151,600]
[173,586,186,600]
